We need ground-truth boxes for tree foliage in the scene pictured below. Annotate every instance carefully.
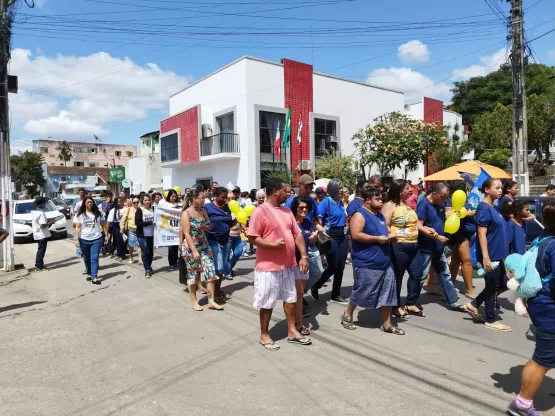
[432,122,467,170]
[56,140,73,167]
[465,103,512,157]
[352,111,447,178]
[262,168,296,186]
[479,148,512,169]
[314,151,357,189]
[11,151,46,198]
[527,93,555,162]
[451,63,555,127]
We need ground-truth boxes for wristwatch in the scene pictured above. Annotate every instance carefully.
[301,255,309,259]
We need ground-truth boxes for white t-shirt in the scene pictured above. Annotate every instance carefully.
[107,206,126,223]
[32,208,51,240]
[73,200,83,214]
[141,208,155,237]
[76,212,103,241]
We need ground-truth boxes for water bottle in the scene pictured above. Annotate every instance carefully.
[76,247,82,258]
[477,261,499,276]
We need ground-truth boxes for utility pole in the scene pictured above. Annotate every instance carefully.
[509,0,529,195]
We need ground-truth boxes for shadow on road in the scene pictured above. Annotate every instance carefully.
[0,300,47,313]
[101,271,126,281]
[491,365,555,411]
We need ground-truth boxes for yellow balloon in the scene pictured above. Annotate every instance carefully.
[244,204,256,216]
[444,213,461,234]
[164,190,169,199]
[173,186,181,194]
[228,200,241,215]
[459,207,467,219]
[452,190,466,212]
[236,211,248,224]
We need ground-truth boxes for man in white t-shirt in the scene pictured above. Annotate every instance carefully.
[32,197,52,271]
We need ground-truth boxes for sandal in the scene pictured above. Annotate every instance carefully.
[380,325,405,335]
[259,341,280,351]
[340,313,356,330]
[391,308,410,319]
[484,322,512,332]
[464,303,486,323]
[404,305,426,317]
[297,325,311,336]
[191,304,203,311]
[287,336,312,345]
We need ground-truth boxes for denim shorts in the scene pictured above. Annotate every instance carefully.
[207,239,231,276]
[127,229,139,248]
[532,329,555,368]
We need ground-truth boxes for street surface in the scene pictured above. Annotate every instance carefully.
[1,237,555,416]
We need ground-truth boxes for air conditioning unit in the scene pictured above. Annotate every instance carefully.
[325,135,338,143]
[202,123,213,138]
[300,160,311,171]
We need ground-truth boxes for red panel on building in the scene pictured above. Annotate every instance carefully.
[283,59,313,179]
[160,106,200,164]
[423,97,444,177]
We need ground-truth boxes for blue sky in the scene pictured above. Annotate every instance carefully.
[8,0,555,151]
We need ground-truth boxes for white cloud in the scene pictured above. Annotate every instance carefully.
[451,48,509,81]
[10,90,59,123]
[398,40,430,64]
[24,110,109,138]
[9,48,189,138]
[549,49,555,60]
[10,141,33,155]
[367,67,451,103]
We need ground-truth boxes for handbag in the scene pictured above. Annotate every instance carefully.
[178,252,188,285]
[316,199,333,255]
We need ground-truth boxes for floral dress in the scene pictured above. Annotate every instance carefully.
[182,217,217,284]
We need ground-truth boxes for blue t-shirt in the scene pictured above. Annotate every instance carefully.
[285,195,318,223]
[204,202,232,243]
[527,233,555,332]
[507,219,527,255]
[351,209,390,268]
[475,201,509,262]
[295,218,313,262]
[496,195,513,212]
[416,197,446,253]
[317,197,346,227]
[346,197,364,218]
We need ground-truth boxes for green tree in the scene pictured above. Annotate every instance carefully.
[352,111,447,178]
[451,63,555,127]
[11,151,46,198]
[433,122,466,170]
[479,148,512,169]
[262,169,296,186]
[56,140,73,169]
[527,93,555,164]
[465,103,512,158]
[314,151,357,190]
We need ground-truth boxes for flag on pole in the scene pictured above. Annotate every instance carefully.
[93,134,102,142]
[282,109,291,148]
[466,167,491,209]
[274,119,281,159]
[297,116,303,147]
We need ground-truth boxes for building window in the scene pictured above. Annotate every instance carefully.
[40,147,48,153]
[259,111,287,188]
[216,112,234,134]
[60,176,67,182]
[315,118,338,158]
[196,178,212,191]
[89,162,98,167]
[126,151,133,157]
[60,163,64,166]
[74,161,85,167]
[161,133,179,162]
[115,151,122,157]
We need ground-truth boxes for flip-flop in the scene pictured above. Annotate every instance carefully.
[287,336,312,345]
[297,326,311,336]
[484,322,512,332]
[464,304,486,322]
[191,305,203,311]
[259,341,280,351]
[464,292,477,300]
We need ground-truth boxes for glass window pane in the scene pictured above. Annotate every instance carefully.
[326,120,336,135]
[315,119,325,134]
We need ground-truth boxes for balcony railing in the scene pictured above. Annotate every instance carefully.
[201,133,240,157]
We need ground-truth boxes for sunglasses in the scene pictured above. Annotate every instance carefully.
[298,206,308,211]
[133,201,139,204]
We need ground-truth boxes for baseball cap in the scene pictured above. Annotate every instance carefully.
[299,174,315,185]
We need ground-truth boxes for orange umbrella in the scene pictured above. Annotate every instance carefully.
[423,160,511,181]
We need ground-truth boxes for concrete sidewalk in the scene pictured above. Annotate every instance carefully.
[1,238,554,416]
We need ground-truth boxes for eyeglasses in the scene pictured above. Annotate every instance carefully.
[298,206,308,211]
[133,201,139,204]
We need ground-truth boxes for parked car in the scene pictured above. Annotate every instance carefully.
[51,197,71,219]
[514,196,555,246]
[12,199,68,243]
[527,150,555,165]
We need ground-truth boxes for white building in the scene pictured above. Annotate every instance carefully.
[158,56,405,190]
[127,131,164,193]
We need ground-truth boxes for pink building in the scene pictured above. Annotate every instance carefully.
[33,139,137,169]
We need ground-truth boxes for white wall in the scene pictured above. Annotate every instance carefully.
[128,156,148,194]
[406,101,424,121]
[163,159,241,190]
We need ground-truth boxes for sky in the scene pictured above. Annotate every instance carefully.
[8,0,555,153]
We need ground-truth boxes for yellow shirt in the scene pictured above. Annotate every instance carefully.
[391,204,418,243]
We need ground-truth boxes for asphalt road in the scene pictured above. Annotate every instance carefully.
[1,238,555,416]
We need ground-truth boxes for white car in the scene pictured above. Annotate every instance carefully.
[12,199,68,243]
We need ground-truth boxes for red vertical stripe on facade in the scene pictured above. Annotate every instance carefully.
[423,97,444,177]
[283,59,313,178]
[160,106,200,164]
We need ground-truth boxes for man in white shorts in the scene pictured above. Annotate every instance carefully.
[247,178,310,351]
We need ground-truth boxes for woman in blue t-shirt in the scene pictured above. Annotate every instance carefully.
[503,199,529,255]
[497,180,518,212]
[507,200,555,415]
[464,178,511,331]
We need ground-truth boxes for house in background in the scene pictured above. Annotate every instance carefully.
[127,130,164,193]
[43,166,110,197]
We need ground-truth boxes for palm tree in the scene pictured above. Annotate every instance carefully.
[56,141,73,186]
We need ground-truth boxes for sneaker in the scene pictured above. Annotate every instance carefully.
[86,275,92,281]
[311,287,319,301]
[145,271,151,279]
[82,270,88,275]
[128,259,134,264]
[242,252,249,257]
[92,277,101,285]
[507,399,539,416]
[330,296,349,305]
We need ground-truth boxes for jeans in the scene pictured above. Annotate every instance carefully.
[35,238,48,269]
[138,236,154,272]
[80,236,103,278]
[391,243,424,306]
[314,227,348,298]
[533,329,555,368]
[111,223,126,259]
[421,250,460,307]
[306,246,324,292]
[168,245,178,267]
[471,260,507,323]
[207,239,231,276]
[227,236,245,275]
